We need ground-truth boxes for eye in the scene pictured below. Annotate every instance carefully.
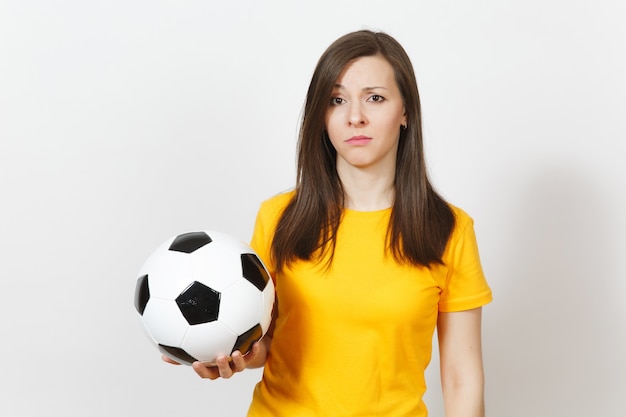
[330,96,345,106]
[368,94,385,103]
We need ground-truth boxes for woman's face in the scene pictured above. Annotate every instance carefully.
[325,55,406,174]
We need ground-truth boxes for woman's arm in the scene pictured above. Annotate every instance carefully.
[437,307,486,417]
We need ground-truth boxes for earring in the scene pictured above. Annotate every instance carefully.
[401,123,407,130]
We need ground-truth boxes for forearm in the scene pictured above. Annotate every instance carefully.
[442,378,485,417]
[438,308,486,417]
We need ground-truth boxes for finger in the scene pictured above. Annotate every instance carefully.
[215,355,235,378]
[161,355,181,365]
[242,342,261,364]
[192,361,221,380]
[230,350,246,372]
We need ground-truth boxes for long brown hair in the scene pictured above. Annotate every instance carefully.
[272,30,455,272]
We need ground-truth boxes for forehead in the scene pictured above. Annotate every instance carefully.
[334,55,397,87]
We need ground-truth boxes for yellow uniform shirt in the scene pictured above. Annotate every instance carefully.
[247,191,492,416]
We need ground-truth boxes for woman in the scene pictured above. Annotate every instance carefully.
[166,29,492,417]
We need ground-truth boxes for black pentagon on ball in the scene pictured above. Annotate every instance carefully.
[232,323,263,355]
[176,281,221,325]
[158,344,197,366]
[169,231,212,253]
[241,253,270,291]
[134,274,150,315]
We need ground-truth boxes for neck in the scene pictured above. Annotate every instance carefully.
[338,165,395,211]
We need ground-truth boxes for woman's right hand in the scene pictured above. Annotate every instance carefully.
[161,336,270,380]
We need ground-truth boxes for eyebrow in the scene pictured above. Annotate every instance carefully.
[333,84,389,91]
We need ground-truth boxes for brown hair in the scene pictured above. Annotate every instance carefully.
[272,30,455,272]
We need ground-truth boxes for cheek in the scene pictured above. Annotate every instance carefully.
[326,131,342,151]
[385,110,406,132]
[325,113,343,139]
[378,117,401,137]
[325,108,341,127]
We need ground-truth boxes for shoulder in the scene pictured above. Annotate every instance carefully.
[259,189,295,214]
[255,189,296,227]
[445,203,478,249]
[250,190,295,263]
[449,204,473,229]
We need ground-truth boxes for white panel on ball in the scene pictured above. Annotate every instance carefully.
[219,279,264,335]
[139,244,195,299]
[142,299,190,347]
[260,285,275,333]
[190,244,244,292]
[181,321,238,364]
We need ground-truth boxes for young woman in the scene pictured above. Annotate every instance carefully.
[165,29,492,417]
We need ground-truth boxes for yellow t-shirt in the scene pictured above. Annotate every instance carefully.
[247,191,492,417]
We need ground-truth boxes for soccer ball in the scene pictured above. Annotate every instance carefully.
[133,230,275,366]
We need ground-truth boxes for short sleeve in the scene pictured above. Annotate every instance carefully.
[249,192,293,277]
[438,210,493,312]
[250,202,276,276]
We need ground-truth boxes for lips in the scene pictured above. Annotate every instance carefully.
[346,135,372,145]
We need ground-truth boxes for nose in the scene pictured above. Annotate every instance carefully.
[348,102,367,127]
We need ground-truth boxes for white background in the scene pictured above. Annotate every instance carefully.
[1,1,625,416]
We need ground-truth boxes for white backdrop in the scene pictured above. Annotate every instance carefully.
[1,1,625,416]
